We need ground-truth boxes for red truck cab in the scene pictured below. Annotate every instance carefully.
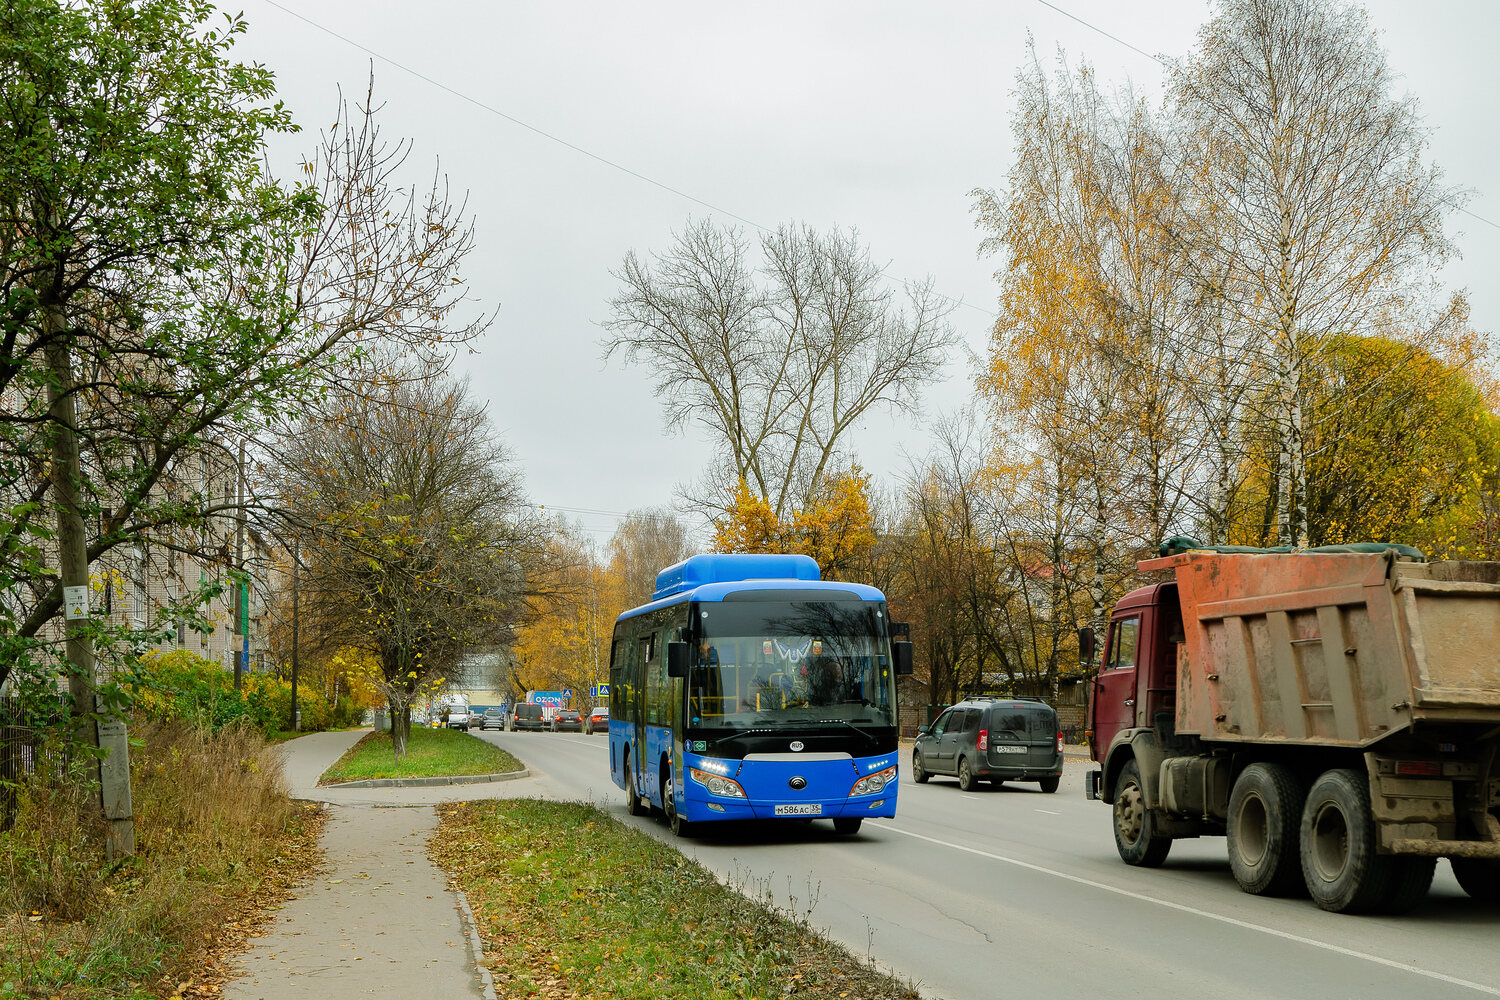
[1088,581,1183,787]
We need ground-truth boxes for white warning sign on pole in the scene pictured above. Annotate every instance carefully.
[64,584,90,620]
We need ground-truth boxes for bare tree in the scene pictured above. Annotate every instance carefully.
[603,219,959,519]
[608,507,696,609]
[272,374,540,758]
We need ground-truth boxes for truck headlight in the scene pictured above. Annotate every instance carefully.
[689,767,747,798]
[850,765,897,797]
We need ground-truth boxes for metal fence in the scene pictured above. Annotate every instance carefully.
[1,697,64,832]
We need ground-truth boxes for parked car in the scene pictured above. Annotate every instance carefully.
[912,697,1063,793]
[509,703,546,732]
[585,706,609,735]
[480,708,506,731]
[552,709,582,733]
[445,707,471,730]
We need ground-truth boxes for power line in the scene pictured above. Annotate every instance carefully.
[1030,0,1500,232]
[258,0,997,320]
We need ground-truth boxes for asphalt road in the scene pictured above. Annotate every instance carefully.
[474,729,1500,1000]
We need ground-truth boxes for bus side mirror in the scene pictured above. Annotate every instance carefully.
[666,640,690,678]
[893,641,914,676]
[1077,626,1095,665]
[889,621,910,638]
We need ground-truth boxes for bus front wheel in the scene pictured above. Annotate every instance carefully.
[833,817,863,835]
[624,751,647,816]
[664,769,694,838]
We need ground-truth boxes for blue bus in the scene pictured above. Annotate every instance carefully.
[608,553,913,837]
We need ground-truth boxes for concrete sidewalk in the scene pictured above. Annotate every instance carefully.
[222,730,516,1000]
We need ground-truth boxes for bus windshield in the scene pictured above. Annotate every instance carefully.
[688,599,897,730]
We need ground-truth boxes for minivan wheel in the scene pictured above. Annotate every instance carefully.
[1038,775,1060,794]
[958,757,976,792]
[912,751,929,783]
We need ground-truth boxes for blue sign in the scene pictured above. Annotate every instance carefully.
[562,688,573,699]
[528,690,565,707]
[592,684,610,698]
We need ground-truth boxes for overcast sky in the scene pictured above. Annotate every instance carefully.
[231,0,1500,546]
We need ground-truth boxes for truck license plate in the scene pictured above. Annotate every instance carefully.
[775,803,821,816]
[993,745,1027,754]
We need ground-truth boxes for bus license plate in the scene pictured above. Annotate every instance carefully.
[775,804,822,816]
[993,745,1027,754]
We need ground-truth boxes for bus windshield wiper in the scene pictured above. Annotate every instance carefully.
[708,727,779,750]
[817,718,874,741]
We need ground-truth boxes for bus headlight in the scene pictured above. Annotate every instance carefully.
[850,765,897,797]
[689,767,747,798]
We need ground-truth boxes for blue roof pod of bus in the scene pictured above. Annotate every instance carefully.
[652,553,821,601]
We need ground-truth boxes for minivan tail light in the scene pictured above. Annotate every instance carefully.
[1057,731,1064,752]
[977,728,988,751]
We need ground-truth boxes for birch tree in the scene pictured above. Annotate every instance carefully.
[1171,0,1463,546]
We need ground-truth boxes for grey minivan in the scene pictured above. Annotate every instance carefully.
[508,703,546,732]
[912,697,1063,793]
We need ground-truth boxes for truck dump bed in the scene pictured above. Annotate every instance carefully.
[1139,550,1500,746]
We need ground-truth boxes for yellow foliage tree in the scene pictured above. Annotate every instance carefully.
[712,469,876,577]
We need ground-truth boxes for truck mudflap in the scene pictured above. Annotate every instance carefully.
[1086,769,1101,800]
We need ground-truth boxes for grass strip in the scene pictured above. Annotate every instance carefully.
[319,726,522,784]
[431,799,922,1000]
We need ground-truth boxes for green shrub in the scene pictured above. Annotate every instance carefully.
[124,651,363,736]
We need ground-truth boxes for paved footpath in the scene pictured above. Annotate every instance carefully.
[222,730,547,1000]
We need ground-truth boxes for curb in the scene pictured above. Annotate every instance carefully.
[452,886,499,1000]
[321,769,530,789]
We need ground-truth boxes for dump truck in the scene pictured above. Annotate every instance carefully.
[1084,542,1500,913]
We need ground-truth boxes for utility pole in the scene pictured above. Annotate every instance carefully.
[44,299,134,857]
[291,545,300,732]
[234,439,246,689]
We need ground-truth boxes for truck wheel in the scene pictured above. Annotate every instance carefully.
[1451,858,1500,902]
[1299,768,1392,913]
[1376,856,1435,914]
[957,757,977,792]
[624,750,647,816]
[1113,759,1172,867]
[1038,776,1060,794]
[912,750,929,784]
[1227,762,1305,896]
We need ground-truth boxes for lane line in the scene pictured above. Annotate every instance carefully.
[879,823,1500,997]
[1033,808,1062,815]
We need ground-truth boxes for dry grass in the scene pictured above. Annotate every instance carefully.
[0,721,324,999]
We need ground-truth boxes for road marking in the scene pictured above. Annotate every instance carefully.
[1033,808,1061,815]
[881,824,1500,997]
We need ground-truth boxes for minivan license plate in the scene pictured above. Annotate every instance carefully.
[775,804,821,816]
[993,745,1027,754]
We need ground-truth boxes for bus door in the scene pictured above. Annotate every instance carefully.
[634,632,655,802]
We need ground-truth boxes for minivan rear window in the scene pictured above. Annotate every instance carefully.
[990,707,1055,740]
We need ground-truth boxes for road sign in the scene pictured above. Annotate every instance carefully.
[562,688,573,699]
[592,684,610,698]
